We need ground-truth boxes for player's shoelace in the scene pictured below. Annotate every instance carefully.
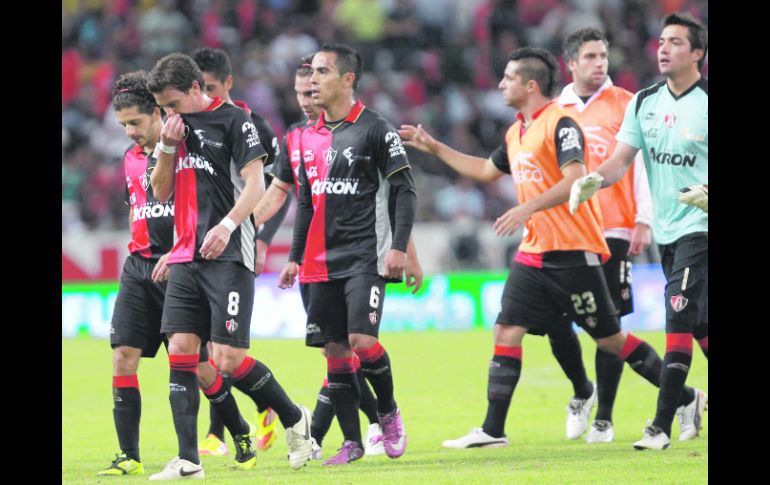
[107,453,129,469]
[234,435,254,461]
[381,412,402,442]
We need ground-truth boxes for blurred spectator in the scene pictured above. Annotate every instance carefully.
[138,0,193,58]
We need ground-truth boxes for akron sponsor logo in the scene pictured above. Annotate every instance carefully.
[649,148,696,167]
[175,153,216,175]
[133,202,174,221]
[510,152,543,184]
[311,177,359,195]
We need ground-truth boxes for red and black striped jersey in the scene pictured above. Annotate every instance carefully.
[168,97,268,271]
[123,144,174,260]
[293,101,412,283]
[273,119,313,194]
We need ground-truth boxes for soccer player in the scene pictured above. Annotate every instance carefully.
[548,27,655,443]
[147,53,312,479]
[399,47,700,449]
[280,43,416,465]
[100,70,259,476]
[192,46,289,456]
[569,12,708,450]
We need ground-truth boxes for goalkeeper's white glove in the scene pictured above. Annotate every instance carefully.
[678,185,708,213]
[569,172,604,214]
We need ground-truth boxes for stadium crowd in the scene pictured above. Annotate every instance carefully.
[62,0,707,259]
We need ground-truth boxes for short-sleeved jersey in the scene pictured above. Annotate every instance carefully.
[296,101,411,282]
[233,99,280,169]
[616,78,708,244]
[123,144,174,259]
[490,101,609,267]
[168,97,267,271]
[559,80,638,231]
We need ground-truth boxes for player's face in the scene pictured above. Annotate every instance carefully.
[570,40,608,92]
[498,61,529,108]
[295,74,318,121]
[152,84,200,115]
[116,106,161,148]
[658,25,703,77]
[309,51,350,109]
[201,72,232,100]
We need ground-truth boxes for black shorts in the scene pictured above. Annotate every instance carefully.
[659,233,708,331]
[110,254,166,358]
[603,238,634,318]
[496,262,620,340]
[161,261,255,349]
[304,274,386,348]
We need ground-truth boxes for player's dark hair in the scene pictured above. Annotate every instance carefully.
[296,53,315,77]
[508,47,559,97]
[112,70,159,115]
[563,28,608,62]
[319,42,362,90]
[147,53,206,94]
[192,47,232,83]
[662,12,708,70]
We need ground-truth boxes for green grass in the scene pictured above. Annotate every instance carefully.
[62,331,707,484]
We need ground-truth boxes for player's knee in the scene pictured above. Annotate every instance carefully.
[325,340,350,358]
[493,324,525,347]
[167,333,200,355]
[595,333,625,356]
[197,361,217,387]
[215,349,247,374]
[113,346,140,375]
[349,333,377,351]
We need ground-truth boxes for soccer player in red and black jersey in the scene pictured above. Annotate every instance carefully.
[100,71,260,477]
[280,43,416,465]
[192,46,291,455]
[147,54,312,479]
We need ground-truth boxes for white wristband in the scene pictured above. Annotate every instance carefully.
[220,216,238,233]
[157,141,177,154]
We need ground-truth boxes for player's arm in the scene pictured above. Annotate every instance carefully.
[384,167,417,280]
[151,115,183,201]
[405,234,423,294]
[254,181,292,276]
[629,152,653,256]
[281,162,313,289]
[494,117,586,237]
[399,124,506,182]
[199,155,267,260]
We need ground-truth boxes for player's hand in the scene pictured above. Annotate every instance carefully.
[200,224,232,260]
[628,222,652,257]
[398,124,438,154]
[278,262,299,289]
[161,113,185,146]
[255,240,268,276]
[569,172,604,214]
[679,184,708,213]
[151,253,170,283]
[405,254,424,294]
[384,249,407,280]
[493,203,533,237]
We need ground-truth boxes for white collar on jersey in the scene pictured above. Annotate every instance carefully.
[558,77,614,113]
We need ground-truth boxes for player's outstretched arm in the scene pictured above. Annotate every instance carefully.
[151,114,184,201]
[399,124,505,183]
[569,141,639,214]
[199,156,266,260]
[495,161,587,237]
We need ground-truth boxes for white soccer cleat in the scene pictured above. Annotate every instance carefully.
[148,457,204,480]
[364,423,386,456]
[585,420,614,443]
[634,423,671,450]
[442,428,509,449]
[566,384,597,439]
[286,405,313,469]
[310,437,323,460]
[676,388,708,441]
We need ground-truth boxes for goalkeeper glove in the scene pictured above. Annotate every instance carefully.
[678,185,708,213]
[569,172,604,214]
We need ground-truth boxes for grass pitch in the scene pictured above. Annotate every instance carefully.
[62,330,707,484]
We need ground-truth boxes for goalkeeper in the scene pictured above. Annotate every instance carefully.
[569,12,708,451]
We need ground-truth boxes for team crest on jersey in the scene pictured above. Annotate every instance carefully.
[664,114,676,128]
[242,122,261,148]
[670,294,688,312]
[369,311,379,325]
[323,147,338,165]
[140,166,154,191]
[225,318,239,334]
[343,147,356,166]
